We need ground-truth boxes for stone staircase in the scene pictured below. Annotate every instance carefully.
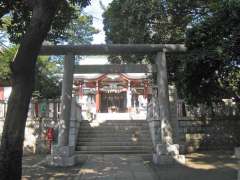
[76,120,153,155]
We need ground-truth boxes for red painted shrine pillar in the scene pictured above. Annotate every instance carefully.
[96,81,100,112]
[0,87,4,100]
[144,81,148,99]
[79,82,83,99]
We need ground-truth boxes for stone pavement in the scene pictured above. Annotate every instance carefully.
[22,151,239,180]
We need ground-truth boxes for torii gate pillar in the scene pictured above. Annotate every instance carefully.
[155,50,173,144]
[48,53,76,166]
[153,50,185,164]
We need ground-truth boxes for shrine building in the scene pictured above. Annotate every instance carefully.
[73,73,151,117]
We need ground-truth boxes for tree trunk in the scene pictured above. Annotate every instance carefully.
[0,1,59,179]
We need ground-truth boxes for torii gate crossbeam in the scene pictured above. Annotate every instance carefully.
[40,44,186,55]
[43,44,187,166]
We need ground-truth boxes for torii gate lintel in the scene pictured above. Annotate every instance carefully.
[43,44,187,166]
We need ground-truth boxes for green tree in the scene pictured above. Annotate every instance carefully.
[103,0,240,106]
[65,15,98,45]
[54,9,99,45]
[0,47,62,98]
[103,0,208,67]
[34,56,62,99]
[0,9,98,98]
[0,47,16,86]
[0,1,90,179]
[181,0,240,105]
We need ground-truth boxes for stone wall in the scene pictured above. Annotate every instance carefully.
[235,147,240,180]
[178,116,240,152]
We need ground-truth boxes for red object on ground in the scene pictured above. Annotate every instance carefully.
[47,127,54,141]
[47,127,54,153]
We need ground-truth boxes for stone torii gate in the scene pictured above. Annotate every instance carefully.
[39,44,187,166]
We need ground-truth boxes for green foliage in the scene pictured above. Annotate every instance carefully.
[103,0,208,45]
[0,46,17,85]
[0,0,91,44]
[0,1,97,97]
[103,0,240,105]
[54,10,99,45]
[35,56,62,98]
[0,46,61,98]
[103,0,208,64]
[182,0,240,104]
[48,5,99,45]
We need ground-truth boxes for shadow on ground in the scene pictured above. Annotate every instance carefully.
[150,150,239,180]
[22,151,239,180]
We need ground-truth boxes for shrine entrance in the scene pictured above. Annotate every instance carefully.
[75,72,150,115]
[39,44,187,166]
[100,92,126,113]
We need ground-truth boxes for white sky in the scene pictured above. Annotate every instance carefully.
[82,0,113,64]
[84,0,113,44]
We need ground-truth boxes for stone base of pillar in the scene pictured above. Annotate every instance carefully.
[47,145,76,167]
[153,153,185,165]
[153,144,185,165]
[235,147,240,180]
[35,139,48,154]
[127,107,132,112]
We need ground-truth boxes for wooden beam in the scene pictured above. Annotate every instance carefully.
[39,44,187,55]
[74,64,156,74]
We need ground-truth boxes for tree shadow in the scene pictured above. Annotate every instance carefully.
[22,150,238,180]
[150,150,239,180]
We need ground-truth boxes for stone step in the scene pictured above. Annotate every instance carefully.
[79,125,149,131]
[78,130,150,135]
[76,145,153,151]
[76,119,153,154]
[79,126,149,132]
[81,120,147,123]
[76,151,153,156]
[95,113,147,120]
[80,121,148,126]
[78,133,151,138]
[77,137,152,142]
[76,141,153,146]
[79,128,149,133]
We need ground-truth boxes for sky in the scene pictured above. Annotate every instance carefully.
[84,0,113,44]
[81,0,113,64]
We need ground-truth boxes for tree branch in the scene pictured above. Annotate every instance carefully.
[23,0,36,10]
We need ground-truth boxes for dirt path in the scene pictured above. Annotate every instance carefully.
[22,151,239,180]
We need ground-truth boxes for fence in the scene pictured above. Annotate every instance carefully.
[0,99,62,120]
[176,99,240,118]
[1,97,240,152]
[176,100,240,151]
[0,99,62,154]
[178,117,240,151]
[146,97,240,152]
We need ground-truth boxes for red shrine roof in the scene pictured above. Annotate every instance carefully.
[73,73,150,89]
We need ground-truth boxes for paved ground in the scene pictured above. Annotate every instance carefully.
[22,151,239,180]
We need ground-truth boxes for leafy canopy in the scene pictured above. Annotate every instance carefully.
[0,46,61,98]
[182,0,240,104]
[0,0,91,44]
[103,0,240,105]
[0,0,98,98]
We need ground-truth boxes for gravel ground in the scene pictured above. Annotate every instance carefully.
[22,151,239,180]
